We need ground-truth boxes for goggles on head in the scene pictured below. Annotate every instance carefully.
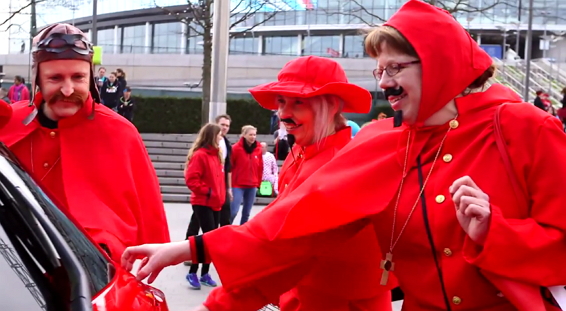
[33,33,93,55]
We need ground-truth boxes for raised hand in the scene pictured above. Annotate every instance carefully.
[449,176,491,245]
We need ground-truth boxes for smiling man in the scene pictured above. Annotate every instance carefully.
[0,23,170,262]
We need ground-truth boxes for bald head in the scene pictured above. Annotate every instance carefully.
[261,142,268,154]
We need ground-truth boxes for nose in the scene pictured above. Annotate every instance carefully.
[278,105,293,121]
[60,79,74,97]
[378,74,396,90]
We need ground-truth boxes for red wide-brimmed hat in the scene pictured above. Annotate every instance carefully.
[249,56,371,113]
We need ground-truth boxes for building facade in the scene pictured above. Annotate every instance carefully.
[3,0,566,59]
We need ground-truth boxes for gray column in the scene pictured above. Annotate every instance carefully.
[144,22,151,54]
[113,25,119,54]
[258,35,263,55]
[297,34,302,56]
[180,23,187,54]
[209,0,231,122]
[339,33,345,57]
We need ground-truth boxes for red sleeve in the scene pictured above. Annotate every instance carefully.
[129,135,171,245]
[189,202,370,291]
[184,152,209,195]
[463,116,566,286]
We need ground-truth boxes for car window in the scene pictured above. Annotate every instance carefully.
[0,224,48,311]
[8,161,113,294]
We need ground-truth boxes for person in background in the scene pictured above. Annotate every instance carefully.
[100,72,122,111]
[230,125,262,225]
[184,123,225,290]
[534,90,547,111]
[95,67,107,90]
[559,87,566,131]
[273,122,290,160]
[377,112,388,120]
[116,68,127,94]
[117,86,134,122]
[260,142,278,195]
[8,75,30,103]
[0,88,11,104]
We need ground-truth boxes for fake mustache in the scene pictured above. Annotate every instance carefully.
[383,87,405,98]
[280,118,296,125]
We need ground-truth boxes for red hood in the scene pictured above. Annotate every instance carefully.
[384,0,493,126]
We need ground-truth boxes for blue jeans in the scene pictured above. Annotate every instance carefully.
[230,187,257,225]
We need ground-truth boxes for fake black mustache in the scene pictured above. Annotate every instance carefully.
[280,118,296,125]
[383,87,404,98]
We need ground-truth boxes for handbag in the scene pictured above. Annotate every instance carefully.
[489,103,565,311]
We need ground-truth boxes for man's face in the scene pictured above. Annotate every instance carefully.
[277,95,316,146]
[39,59,90,120]
[217,117,230,136]
[98,68,106,77]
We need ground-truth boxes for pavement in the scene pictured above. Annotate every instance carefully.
[149,203,403,311]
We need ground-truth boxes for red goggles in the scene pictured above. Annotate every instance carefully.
[33,33,93,55]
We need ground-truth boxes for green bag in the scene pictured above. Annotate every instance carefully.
[259,181,273,197]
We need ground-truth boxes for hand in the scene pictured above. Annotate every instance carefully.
[121,240,192,283]
[190,305,210,311]
[228,189,233,201]
[449,176,491,245]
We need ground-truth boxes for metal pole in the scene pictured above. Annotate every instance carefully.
[502,31,507,76]
[515,23,521,56]
[92,0,98,45]
[209,0,230,122]
[522,0,535,101]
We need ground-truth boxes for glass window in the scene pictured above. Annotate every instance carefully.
[303,35,341,57]
[344,35,365,58]
[153,22,182,54]
[229,36,259,55]
[264,36,297,56]
[122,24,146,54]
[97,28,116,54]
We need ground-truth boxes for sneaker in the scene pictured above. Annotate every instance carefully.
[183,261,191,266]
[199,274,218,287]
[186,273,201,289]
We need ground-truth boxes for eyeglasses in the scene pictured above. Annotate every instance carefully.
[33,33,93,55]
[372,60,421,80]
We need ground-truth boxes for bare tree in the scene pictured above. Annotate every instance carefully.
[155,0,292,124]
[319,0,519,26]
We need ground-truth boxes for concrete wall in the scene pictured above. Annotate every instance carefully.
[0,54,376,87]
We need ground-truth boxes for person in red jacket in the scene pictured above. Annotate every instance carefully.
[199,55,395,311]
[230,125,262,225]
[0,23,170,263]
[184,123,226,289]
[123,1,566,310]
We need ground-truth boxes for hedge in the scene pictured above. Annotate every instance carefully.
[132,96,273,134]
[132,95,393,134]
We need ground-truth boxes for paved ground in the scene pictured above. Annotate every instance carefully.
[148,203,403,311]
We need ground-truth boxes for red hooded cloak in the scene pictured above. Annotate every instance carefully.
[0,93,170,262]
[189,1,566,310]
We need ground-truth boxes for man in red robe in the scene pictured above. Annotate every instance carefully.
[0,23,170,262]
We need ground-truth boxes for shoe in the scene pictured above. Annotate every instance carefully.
[183,261,191,266]
[199,273,218,287]
[186,273,201,289]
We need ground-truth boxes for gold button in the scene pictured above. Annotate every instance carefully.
[43,162,49,168]
[443,154,453,163]
[449,120,459,129]
[452,296,462,305]
[49,131,56,138]
[443,248,453,256]
[435,195,445,203]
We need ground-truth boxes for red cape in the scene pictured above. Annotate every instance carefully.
[0,94,170,262]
